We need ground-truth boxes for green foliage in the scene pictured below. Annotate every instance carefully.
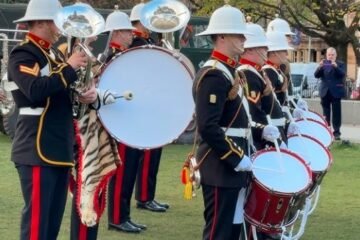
[1,134,360,239]
[194,0,360,65]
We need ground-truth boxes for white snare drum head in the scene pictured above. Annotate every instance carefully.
[295,119,333,147]
[252,149,311,193]
[303,110,326,125]
[98,46,194,149]
[288,135,332,172]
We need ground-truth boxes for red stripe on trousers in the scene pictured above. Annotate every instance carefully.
[79,223,87,240]
[140,150,151,201]
[113,144,126,224]
[209,187,218,240]
[30,166,41,240]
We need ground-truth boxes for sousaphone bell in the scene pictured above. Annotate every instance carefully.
[140,0,191,33]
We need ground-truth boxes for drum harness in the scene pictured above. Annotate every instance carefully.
[261,64,288,127]
[186,60,256,186]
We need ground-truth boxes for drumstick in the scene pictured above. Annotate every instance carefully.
[266,115,285,173]
[114,91,133,101]
[252,165,284,174]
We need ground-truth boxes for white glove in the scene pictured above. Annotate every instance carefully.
[287,122,301,136]
[234,155,252,172]
[297,99,308,111]
[293,108,305,120]
[262,125,280,142]
[97,89,116,105]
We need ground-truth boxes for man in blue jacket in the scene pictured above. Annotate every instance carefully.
[314,47,346,140]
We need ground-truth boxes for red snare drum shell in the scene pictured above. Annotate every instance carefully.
[244,148,312,232]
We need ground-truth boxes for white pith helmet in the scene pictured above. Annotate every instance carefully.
[197,4,251,36]
[244,23,270,49]
[104,9,135,32]
[14,0,62,23]
[130,1,145,22]
[266,31,294,52]
[267,15,295,35]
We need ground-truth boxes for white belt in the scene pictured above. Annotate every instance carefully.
[271,117,286,127]
[222,127,251,138]
[19,107,44,115]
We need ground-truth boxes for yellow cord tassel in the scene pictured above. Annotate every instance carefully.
[184,181,193,200]
[181,167,193,200]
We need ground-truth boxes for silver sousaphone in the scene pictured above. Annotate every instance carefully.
[140,0,191,33]
[97,0,194,149]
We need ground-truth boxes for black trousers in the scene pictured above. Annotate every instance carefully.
[108,143,141,224]
[321,90,342,135]
[202,184,243,240]
[16,165,70,240]
[135,147,162,202]
[70,182,100,240]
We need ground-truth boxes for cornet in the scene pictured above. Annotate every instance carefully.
[54,2,105,119]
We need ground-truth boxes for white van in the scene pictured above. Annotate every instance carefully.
[290,62,320,98]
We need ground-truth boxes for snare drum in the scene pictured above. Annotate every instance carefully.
[303,110,327,125]
[287,134,333,191]
[295,118,333,147]
[244,148,312,233]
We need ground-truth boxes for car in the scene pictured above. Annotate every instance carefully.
[290,62,320,98]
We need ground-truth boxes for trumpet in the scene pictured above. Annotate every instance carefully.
[54,2,105,119]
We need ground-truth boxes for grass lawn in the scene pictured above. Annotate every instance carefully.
[0,133,359,239]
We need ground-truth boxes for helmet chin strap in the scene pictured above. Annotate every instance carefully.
[275,51,286,64]
[229,37,244,57]
[255,48,267,64]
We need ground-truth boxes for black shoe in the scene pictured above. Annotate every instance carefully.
[333,131,341,140]
[136,200,166,212]
[153,199,170,209]
[108,221,141,233]
[257,232,281,240]
[129,219,147,230]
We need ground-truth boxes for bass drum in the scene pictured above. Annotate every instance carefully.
[98,46,194,149]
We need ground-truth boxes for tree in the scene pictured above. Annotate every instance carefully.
[192,0,360,66]
[60,0,138,9]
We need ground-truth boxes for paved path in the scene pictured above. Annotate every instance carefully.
[340,124,360,143]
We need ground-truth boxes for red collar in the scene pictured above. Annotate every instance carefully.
[109,42,126,51]
[211,50,237,68]
[133,30,149,39]
[239,58,262,71]
[266,60,280,70]
[27,32,51,50]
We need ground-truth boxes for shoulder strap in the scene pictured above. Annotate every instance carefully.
[237,64,266,84]
[262,64,278,72]
[203,59,234,84]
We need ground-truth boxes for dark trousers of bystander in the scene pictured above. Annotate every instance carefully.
[321,90,342,138]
